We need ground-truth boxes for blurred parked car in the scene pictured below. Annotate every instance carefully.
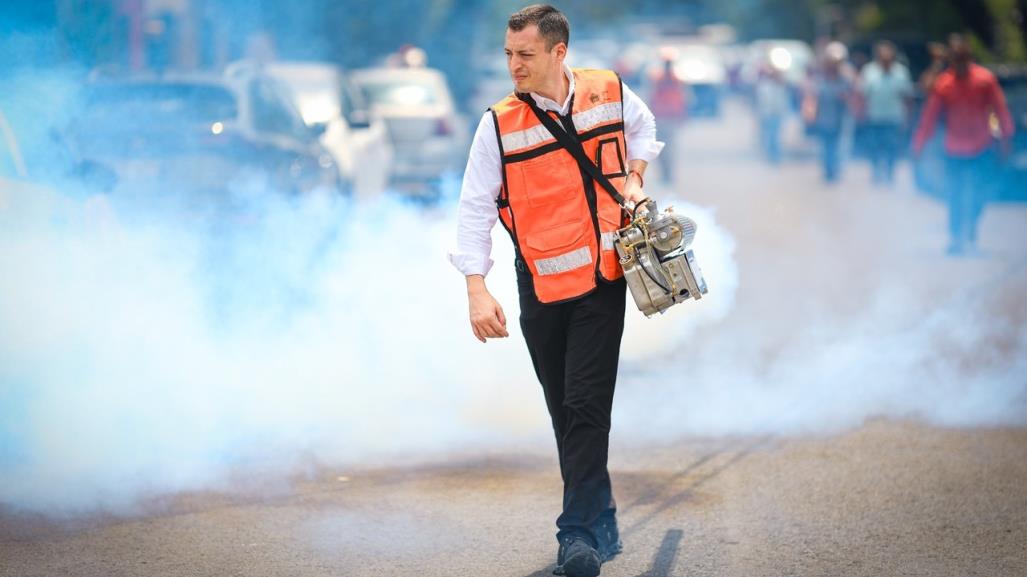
[253,61,394,200]
[0,107,54,208]
[65,72,340,203]
[0,106,116,197]
[0,106,119,229]
[468,55,514,121]
[352,66,468,195]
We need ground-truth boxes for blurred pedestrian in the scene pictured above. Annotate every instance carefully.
[859,40,914,185]
[649,47,687,184]
[919,42,948,93]
[803,41,854,183]
[613,55,640,89]
[912,34,1015,255]
[449,5,662,576]
[754,62,790,164]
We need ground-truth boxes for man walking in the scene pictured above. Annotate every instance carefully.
[913,34,1014,255]
[755,61,790,164]
[860,40,913,185]
[804,42,854,183]
[447,5,661,576]
[649,47,687,183]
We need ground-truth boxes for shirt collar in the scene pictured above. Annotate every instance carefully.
[528,64,575,115]
[942,62,984,80]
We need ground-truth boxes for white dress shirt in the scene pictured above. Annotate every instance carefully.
[448,64,664,277]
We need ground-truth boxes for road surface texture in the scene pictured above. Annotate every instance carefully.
[3,99,1026,577]
[2,422,1026,577]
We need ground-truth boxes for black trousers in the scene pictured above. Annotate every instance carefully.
[517,262,626,545]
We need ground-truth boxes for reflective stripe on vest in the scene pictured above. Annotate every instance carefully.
[491,68,629,304]
[500,102,622,153]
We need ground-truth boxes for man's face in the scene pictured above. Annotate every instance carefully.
[505,24,564,93]
[950,40,971,72]
[877,45,895,66]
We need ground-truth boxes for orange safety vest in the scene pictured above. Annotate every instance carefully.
[491,68,629,304]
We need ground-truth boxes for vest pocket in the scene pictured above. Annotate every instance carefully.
[598,212,622,248]
[597,211,626,280]
[596,137,626,178]
[524,221,593,276]
[516,152,580,208]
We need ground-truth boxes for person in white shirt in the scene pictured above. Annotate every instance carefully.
[447,5,662,577]
[859,40,914,185]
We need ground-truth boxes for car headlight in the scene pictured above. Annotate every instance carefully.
[769,47,793,71]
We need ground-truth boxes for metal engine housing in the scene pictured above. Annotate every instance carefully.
[614,200,708,317]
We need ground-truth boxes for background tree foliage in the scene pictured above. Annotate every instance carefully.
[7,0,1024,77]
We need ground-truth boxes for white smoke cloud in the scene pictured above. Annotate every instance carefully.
[620,198,738,357]
[0,182,524,515]
[5,153,1027,517]
[612,189,1027,441]
[0,170,743,516]
[3,68,1025,519]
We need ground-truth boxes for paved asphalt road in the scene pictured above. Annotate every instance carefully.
[2,422,1026,577]
[3,98,1026,577]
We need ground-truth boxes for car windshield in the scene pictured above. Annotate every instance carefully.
[288,86,339,125]
[268,70,344,125]
[360,78,439,106]
[84,83,238,129]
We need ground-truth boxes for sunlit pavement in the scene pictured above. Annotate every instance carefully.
[3,98,1026,577]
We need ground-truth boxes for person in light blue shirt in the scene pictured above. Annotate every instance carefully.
[755,63,791,164]
[804,42,854,183]
[860,41,914,185]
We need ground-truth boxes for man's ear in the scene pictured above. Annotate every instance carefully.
[552,42,567,62]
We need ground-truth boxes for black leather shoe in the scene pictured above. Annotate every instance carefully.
[553,535,601,577]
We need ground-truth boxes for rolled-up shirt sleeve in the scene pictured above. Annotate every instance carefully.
[447,112,502,277]
[622,82,664,163]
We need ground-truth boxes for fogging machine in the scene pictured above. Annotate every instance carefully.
[526,102,709,317]
[614,198,707,317]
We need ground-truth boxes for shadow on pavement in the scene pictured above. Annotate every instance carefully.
[516,438,769,577]
[621,438,769,536]
[635,529,684,577]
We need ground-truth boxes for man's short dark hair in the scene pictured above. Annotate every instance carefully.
[508,4,569,51]
[874,39,895,54]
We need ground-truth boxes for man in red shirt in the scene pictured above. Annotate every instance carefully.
[912,34,1014,255]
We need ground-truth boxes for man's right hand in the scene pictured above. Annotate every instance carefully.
[466,275,509,343]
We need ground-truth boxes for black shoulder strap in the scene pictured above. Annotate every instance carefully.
[521,95,627,207]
